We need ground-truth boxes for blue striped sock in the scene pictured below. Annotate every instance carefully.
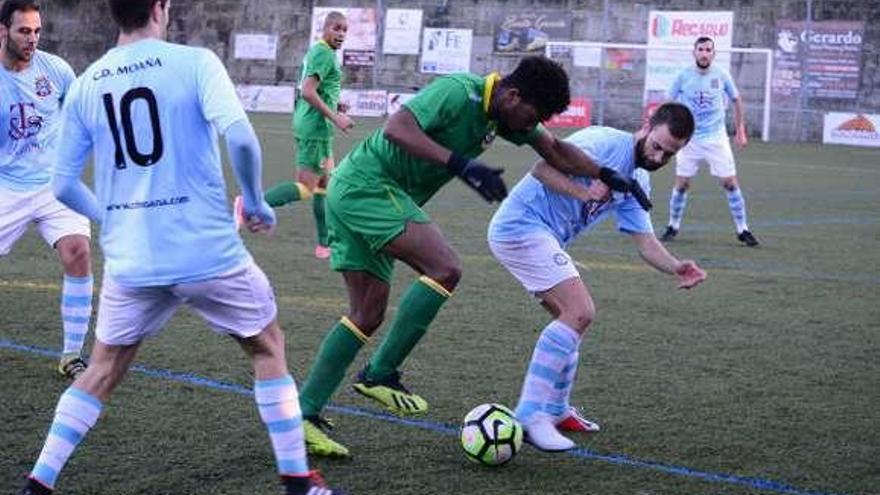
[516,321,580,423]
[726,188,749,233]
[254,374,308,476]
[668,189,688,230]
[559,350,580,411]
[61,275,93,356]
[32,387,103,489]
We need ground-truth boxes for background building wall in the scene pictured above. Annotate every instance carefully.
[35,0,880,141]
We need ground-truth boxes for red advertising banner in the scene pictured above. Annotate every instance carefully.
[546,98,591,128]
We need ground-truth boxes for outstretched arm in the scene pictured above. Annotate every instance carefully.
[225,119,275,234]
[630,232,706,289]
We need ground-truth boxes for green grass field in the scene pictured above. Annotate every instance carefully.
[2,114,879,495]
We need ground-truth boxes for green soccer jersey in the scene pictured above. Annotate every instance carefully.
[294,40,342,141]
[333,73,542,206]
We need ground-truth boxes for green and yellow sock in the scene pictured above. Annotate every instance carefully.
[313,188,328,246]
[299,317,368,417]
[367,276,451,381]
[265,181,312,207]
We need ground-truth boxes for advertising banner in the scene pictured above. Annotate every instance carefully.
[235,85,295,113]
[233,34,278,60]
[383,9,423,55]
[823,113,880,147]
[645,11,734,104]
[340,89,388,117]
[494,11,572,55]
[773,20,864,100]
[545,98,591,128]
[420,28,473,74]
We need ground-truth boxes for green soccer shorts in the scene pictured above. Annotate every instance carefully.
[326,175,431,283]
[295,137,333,174]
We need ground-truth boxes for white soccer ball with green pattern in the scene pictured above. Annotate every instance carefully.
[460,403,523,466]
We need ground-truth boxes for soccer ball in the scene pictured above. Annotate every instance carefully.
[460,403,523,466]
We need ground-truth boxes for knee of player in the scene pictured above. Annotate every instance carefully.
[427,261,462,292]
[58,237,91,271]
[563,306,595,332]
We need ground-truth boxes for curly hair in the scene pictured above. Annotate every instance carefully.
[499,56,571,120]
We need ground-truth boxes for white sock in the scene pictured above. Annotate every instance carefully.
[668,189,688,230]
[254,374,309,476]
[516,321,580,423]
[32,387,103,489]
[61,275,93,356]
[726,188,749,233]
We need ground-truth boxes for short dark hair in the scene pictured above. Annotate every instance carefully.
[1,0,39,28]
[650,102,695,140]
[500,56,570,120]
[694,36,714,48]
[107,0,166,33]
[323,11,345,28]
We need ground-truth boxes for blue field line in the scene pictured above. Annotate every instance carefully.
[0,338,851,495]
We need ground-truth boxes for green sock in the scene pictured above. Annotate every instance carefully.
[367,277,450,381]
[313,190,328,246]
[299,318,367,417]
[265,181,306,207]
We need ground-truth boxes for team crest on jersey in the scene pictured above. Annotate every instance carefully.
[482,129,496,149]
[711,78,719,89]
[8,102,43,140]
[482,122,497,149]
[34,75,53,98]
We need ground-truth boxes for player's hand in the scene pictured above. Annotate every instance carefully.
[333,113,354,133]
[448,154,507,203]
[735,127,748,149]
[598,167,652,211]
[242,199,277,236]
[675,260,706,289]
[582,180,610,202]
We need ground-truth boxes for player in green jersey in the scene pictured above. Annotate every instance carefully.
[250,11,354,259]
[297,56,648,457]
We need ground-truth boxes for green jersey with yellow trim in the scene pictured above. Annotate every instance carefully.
[294,41,342,140]
[333,73,541,206]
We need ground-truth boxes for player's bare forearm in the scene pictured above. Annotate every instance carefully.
[632,233,680,275]
[383,108,452,166]
[302,77,336,121]
[733,98,747,140]
[532,131,602,178]
[530,160,592,202]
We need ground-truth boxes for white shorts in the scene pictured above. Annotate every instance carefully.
[95,261,278,346]
[489,232,580,294]
[0,185,91,256]
[674,137,736,178]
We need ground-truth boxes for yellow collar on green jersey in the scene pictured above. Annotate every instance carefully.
[483,72,501,116]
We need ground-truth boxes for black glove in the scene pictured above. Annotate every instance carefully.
[599,166,652,211]
[447,153,508,203]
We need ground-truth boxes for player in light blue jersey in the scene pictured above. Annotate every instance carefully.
[0,0,93,380]
[488,103,707,452]
[17,2,346,495]
[661,36,759,247]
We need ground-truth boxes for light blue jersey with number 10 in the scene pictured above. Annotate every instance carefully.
[54,39,250,286]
